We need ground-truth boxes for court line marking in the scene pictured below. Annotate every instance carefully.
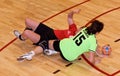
[0,0,90,75]
[0,0,120,76]
[0,0,90,52]
[41,0,90,23]
[114,38,120,42]
[53,69,61,74]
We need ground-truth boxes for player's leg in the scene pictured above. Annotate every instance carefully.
[48,40,68,61]
[44,40,59,55]
[25,18,40,31]
[14,18,40,40]
[14,30,40,43]
[22,30,40,43]
[17,46,43,61]
[17,40,47,61]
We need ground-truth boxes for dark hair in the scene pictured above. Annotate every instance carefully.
[86,20,104,35]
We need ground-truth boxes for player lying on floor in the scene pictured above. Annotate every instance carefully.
[17,20,109,65]
[14,9,81,55]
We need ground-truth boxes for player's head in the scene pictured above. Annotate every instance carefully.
[86,20,104,35]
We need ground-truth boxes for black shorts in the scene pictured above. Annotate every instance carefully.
[53,40,69,61]
[34,23,58,43]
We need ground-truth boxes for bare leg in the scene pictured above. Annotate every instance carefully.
[14,18,41,42]
[17,46,43,61]
[25,18,40,31]
[21,30,40,43]
[17,40,58,62]
[33,46,44,54]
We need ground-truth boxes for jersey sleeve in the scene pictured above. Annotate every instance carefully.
[69,23,77,34]
[89,45,97,52]
[89,38,97,52]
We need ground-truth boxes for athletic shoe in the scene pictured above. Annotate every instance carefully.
[44,49,58,55]
[17,51,35,62]
[13,30,21,38]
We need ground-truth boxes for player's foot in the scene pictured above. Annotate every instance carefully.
[17,51,35,62]
[14,30,25,41]
[44,49,58,55]
[14,30,21,38]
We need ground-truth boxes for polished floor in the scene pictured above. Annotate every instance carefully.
[0,0,120,76]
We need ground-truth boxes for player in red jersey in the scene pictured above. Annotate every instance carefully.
[14,9,79,55]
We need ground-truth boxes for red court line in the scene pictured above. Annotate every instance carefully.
[1,1,119,76]
[0,38,17,51]
[0,0,90,52]
[111,70,120,76]
[84,7,120,27]
[41,0,90,23]
[82,54,110,76]
[82,7,120,76]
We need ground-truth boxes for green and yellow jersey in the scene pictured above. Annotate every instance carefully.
[60,28,97,61]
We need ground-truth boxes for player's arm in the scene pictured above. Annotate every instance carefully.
[89,50,103,64]
[96,44,112,57]
[67,9,80,25]
[88,51,96,64]
[95,45,105,57]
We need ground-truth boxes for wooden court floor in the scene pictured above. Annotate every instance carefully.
[0,0,120,76]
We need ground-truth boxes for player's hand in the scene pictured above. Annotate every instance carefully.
[73,9,81,14]
[95,57,101,64]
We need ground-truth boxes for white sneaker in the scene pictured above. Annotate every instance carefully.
[17,51,35,62]
[13,30,21,38]
[44,49,58,55]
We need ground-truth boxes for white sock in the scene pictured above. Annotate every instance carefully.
[29,51,35,57]
[44,49,58,55]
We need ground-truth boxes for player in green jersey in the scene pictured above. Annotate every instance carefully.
[47,20,104,64]
[17,19,104,64]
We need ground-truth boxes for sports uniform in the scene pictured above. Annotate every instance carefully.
[16,23,77,61]
[53,27,97,61]
[34,23,77,45]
